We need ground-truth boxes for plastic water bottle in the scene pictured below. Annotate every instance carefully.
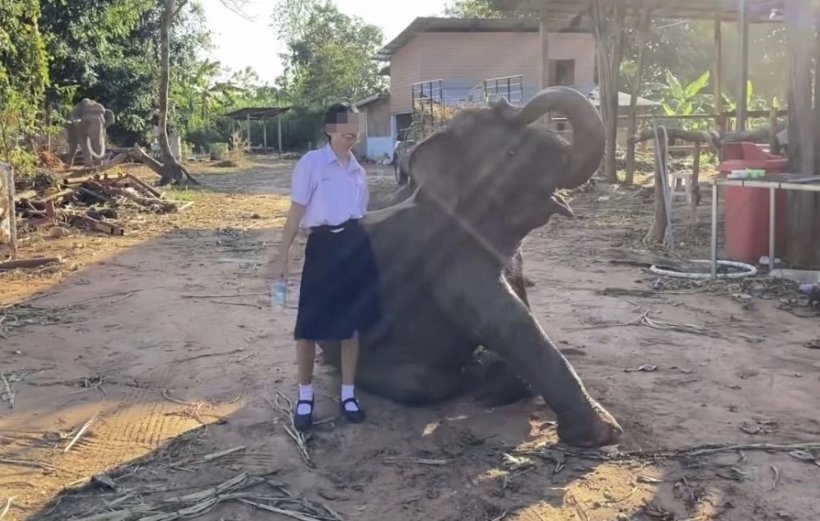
[271,279,287,309]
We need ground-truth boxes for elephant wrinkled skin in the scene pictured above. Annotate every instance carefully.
[317,86,623,448]
[65,98,115,168]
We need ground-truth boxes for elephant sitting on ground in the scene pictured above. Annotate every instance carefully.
[317,86,623,448]
[65,98,115,168]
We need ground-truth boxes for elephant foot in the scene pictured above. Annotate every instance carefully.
[556,400,623,448]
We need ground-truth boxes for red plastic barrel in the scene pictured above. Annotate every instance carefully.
[717,143,789,265]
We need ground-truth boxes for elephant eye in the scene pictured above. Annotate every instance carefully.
[507,148,516,157]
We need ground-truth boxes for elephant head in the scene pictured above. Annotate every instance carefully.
[66,98,115,167]
[406,86,604,252]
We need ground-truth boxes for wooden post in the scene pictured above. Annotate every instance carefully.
[784,0,819,268]
[278,114,283,153]
[0,163,17,257]
[626,3,650,185]
[591,0,625,183]
[246,113,251,150]
[645,132,668,244]
[714,16,724,132]
[539,5,553,126]
[736,0,749,131]
[539,5,550,90]
[691,141,702,221]
[263,121,268,150]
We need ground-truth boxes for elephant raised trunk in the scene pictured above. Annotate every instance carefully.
[512,86,605,190]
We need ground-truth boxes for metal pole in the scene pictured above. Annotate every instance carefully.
[277,114,282,153]
[769,186,776,271]
[711,181,719,279]
[737,0,749,131]
[246,113,251,150]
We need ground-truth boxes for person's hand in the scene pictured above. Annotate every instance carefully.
[265,250,288,282]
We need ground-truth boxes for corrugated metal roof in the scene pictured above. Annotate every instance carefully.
[222,107,292,120]
[353,92,389,108]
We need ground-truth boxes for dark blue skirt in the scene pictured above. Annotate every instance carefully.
[294,219,381,341]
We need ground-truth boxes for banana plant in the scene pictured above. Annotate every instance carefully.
[654,70,715,130]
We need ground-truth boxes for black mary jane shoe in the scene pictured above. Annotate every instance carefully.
[340,397,366,423]
[293,399,314,431]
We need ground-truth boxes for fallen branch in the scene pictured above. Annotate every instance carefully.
[0,458,55,470]
[202,445,246,462]
[68,473,343,521]
[171,349,246,364]
[640,311,718,337]
[180,292,266,299]
[64,413,98,453]
[0,498,11,521]
[607,249,710,273]
[0,257,61,271]
[519,441,820,463]
[569,311,718,337]
[129,146,200,186]
[273,391,314,468]
[0,374,14,408]
[86,180,177,213]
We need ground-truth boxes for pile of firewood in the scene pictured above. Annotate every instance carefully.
[14,169,186,237]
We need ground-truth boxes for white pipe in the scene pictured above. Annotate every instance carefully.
[651,259,758,279]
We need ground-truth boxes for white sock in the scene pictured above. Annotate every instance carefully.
[342,384,359,411]
[297,384,313,415]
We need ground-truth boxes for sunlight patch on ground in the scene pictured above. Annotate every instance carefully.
[0,396,246,519]
[508,464,660,520]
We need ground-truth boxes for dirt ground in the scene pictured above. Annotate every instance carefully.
[1,155,819,521]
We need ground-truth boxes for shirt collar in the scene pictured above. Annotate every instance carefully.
[322,143,360,170]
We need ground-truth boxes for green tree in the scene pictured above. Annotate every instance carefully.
[442,0,504,17]
[273,0,385,110]
[0,0,49,174]
[272,0,386,147]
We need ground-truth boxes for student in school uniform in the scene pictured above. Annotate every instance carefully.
[269,102,381,431]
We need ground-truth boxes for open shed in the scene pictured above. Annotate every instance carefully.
[492,0,820,269]
[222,106,292,153]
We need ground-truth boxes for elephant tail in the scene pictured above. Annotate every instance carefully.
[85,136,106,160]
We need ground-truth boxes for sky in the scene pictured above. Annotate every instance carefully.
[200,0,445,84]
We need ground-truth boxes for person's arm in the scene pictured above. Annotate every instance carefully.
[267,157,314,277]
[273,202,306,269]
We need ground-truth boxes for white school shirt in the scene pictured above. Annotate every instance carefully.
[290,144,369,228]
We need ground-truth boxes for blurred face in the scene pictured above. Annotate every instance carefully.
[326,111,361,150]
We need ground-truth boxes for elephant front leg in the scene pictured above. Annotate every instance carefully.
[433,263,623,448]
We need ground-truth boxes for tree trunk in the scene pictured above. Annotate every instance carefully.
[591,0,625,183]
[625,4,650,185]
[644,134,668,245]
[785,0,814,175]
[155,0,199,186]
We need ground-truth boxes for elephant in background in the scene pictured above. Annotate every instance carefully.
[318,86,623,448]
[65,98,115,168]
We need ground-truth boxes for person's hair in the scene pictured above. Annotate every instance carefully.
[323,102,358,141]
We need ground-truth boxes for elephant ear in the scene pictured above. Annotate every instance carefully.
[407,130,465,213]
[104,110,115,127]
